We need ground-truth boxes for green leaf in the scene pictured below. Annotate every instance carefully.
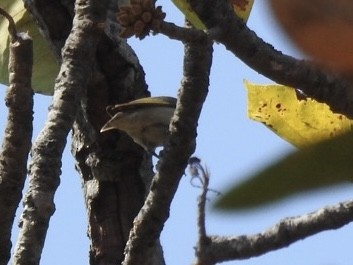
[215,131,353,210]
[0,0,59,95]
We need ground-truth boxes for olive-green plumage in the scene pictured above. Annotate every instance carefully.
[100,96,177,153]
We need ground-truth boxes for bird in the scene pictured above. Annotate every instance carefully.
[100,96,177,155]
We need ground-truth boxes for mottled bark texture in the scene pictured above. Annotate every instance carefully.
[72,4,158,265]
[12,1,108,264]
[22,0,162,264]
[71,62,150,264]
[122,33,213,265]
[0,16,33,264]
[203,200,353,264]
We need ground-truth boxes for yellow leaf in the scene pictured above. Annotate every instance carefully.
[171,0,254,30]
[171,0,206,30]
[215,81,353,211]
[231,0,254,23]
[245,81,353,148]
[0,0,59,95]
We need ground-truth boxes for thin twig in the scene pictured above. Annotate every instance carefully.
[188,157,213,265]
[188,157,209,240]
[0,9,33,265]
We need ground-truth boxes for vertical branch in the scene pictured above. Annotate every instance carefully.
[122,33,213,264]
[72,74,148,264]
[11,1,109,264]
[0,8,33,265]
[72,3,154,264]
[23,0,157,263]
[188,157,214,265]
[188,157,209,242]
[196,165,209,244]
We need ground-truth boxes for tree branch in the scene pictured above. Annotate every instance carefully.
[187,0,353,119]
[23,1,162,263]
[158,21,207,42]
[73,4,158,264]
[204,200,353,263]
[122,32,213,265]
[0,9,33,265]
[11,1,108,264]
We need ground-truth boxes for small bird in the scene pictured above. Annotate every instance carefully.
[100,96,177,155]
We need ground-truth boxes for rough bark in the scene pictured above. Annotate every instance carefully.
[12,1,108,264]
[204,200,353,263]
[187,0,353,118]
[23,0,163,264]
[0,13,33,264]
[123,30,213,265]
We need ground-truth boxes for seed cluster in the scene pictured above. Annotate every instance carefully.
[117,0,166,39]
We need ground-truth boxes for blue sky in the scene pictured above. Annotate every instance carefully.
[1,1,353,264]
